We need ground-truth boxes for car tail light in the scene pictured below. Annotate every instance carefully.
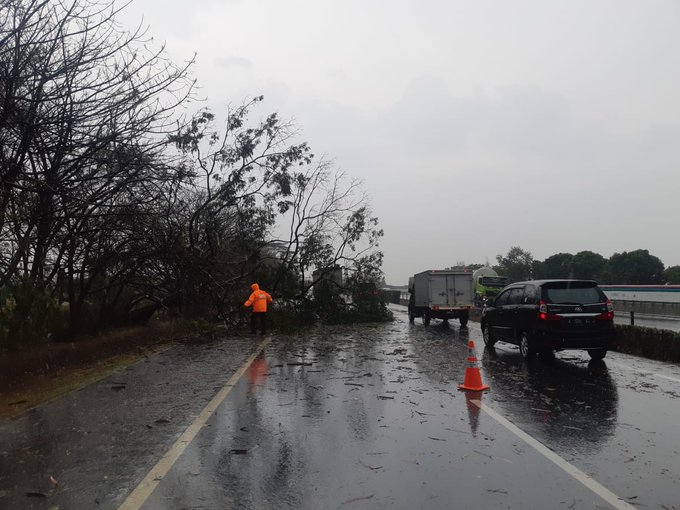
[594,299,614,321]
[596,311,614,321]
[538,300,562,321]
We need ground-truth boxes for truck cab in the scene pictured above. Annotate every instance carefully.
[476,275,508,306]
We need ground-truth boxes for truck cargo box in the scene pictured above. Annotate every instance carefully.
[408,270,474,326]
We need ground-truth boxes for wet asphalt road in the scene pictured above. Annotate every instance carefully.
[2,305,680,509]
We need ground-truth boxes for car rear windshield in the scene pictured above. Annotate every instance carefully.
[541,282,606,305]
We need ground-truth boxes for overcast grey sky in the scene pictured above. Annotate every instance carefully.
[121,0,680,284]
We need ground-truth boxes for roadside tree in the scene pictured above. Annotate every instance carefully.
[495,246,534,282]
[663,266,680,284]
[0,0,194,347]
[163,98,312,322]
[601,249,665,284]
[533,253,573,279]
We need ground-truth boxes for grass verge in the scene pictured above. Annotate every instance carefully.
[0,320,183,420]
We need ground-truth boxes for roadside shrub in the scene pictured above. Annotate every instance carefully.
[183,319,223,343]
[614,325,680,363]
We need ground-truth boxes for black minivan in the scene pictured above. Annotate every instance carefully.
[480,280,615,360]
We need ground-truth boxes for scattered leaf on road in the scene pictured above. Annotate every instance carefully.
[340,494,375,506]
[26,492,47,498]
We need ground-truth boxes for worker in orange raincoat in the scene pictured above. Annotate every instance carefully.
[244,283,273,334]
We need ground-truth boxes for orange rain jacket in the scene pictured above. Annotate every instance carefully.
[244,283,273,313]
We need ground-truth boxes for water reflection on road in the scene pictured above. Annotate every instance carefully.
[480,345,618,455]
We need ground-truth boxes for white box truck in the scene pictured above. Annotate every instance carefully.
[408,270,474,326]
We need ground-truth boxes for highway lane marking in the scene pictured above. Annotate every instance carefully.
[470,399,637,510]
[117,337,271,510]
[606,360,680,384]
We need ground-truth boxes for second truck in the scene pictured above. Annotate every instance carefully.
[473,267,508,308]
[408,269,474,326]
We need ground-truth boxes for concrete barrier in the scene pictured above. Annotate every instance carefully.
[611,300,680,318]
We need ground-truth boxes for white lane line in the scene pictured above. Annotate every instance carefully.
[117,338,271,510]
[470,399,637,510]
[651,373,680,384]
[607,360,680,384]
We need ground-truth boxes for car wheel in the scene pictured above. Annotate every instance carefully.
[408,305,415,323]
[588,349,607,360]
[482,324,496,347]
[519,332,536,360]
[422,310,431,326]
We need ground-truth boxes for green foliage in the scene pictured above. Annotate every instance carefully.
[501,247,669,285]
[615,324,680,362]
[533,253,573,279]
[266,304,316,333]
[184,319,223,343]
[571,251,607,281]
[601,249,665,284]
[663,266,680,284]
[495,246,534,282]
[532,251,606,281]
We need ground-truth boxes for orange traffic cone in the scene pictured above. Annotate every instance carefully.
[458,340,490,392]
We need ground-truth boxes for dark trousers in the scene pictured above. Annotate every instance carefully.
[250,312,267,333]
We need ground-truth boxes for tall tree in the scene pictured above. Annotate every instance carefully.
[602,249,665,284]
[663,266,680,284]
[269,159,384,302]
[533,253,574,279]
[162,98,314,320]
[495,246,534,282]
[0,0,193,345]
[571,251,607,281]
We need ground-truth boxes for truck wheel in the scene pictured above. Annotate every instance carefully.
[459,313,469,327]
[408,305,415,323]
[422,310,431,326]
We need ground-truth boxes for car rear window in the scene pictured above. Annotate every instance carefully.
[541,282,606,304]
